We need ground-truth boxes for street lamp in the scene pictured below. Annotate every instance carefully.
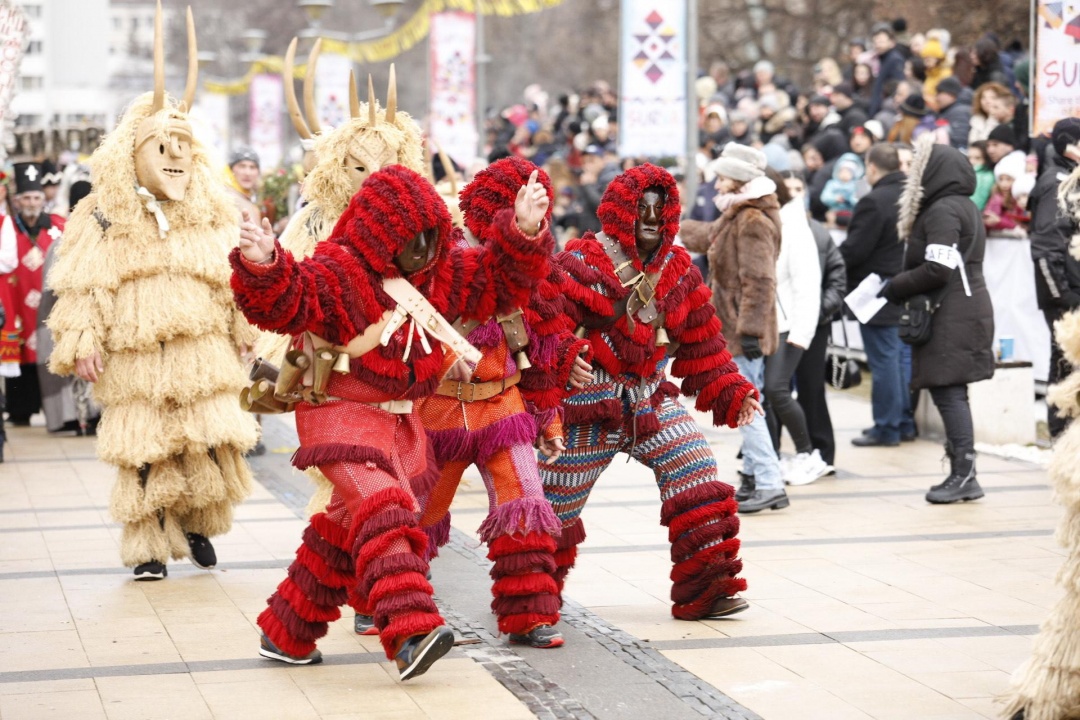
[369,0,405,17]
[298,0,404,41]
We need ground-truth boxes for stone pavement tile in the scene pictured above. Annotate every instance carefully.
[0,529,49,561]
[958,696,1008,718]
[81,631,182,667]
[196,676,321,719]
[754,557,927,605]
[702,604,816,639]
[755,643,984,719]
[0,679,96,697]
[0,689,107,720]
[95,673,213,720]
[590,603,731,643]
[662,646,873,720]
[753,595,898,633]
[852,601,981,622]
[0,578,73,633]
[933,635,1036,673]
[853,639,996,673]
[288,664,424,716]
[0,630,89,672]
[189,667,291,685]
[739,562,831,600]
[908,669,1012,701]
[397,658,535,720]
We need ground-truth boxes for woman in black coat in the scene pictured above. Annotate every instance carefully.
[883,138,995,504]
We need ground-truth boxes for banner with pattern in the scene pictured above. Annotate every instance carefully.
[1032,0,1080,135]
[618,0,686,158]
[249,73,283,170]
[429,11,478,168]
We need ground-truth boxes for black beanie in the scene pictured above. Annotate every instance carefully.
[1052,118,1080,160]
[988,124,1017,148]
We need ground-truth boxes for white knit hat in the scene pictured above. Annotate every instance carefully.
[710,143,767,183]
[994,150,1026,181]
[1011,173,1037,197]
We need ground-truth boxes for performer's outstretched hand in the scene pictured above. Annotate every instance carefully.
[515,169,549,236]
[239,210,276,264]
[568,350,594,389]
[75,351,104,383]
[736,395,765,427]
[539,435,565,463]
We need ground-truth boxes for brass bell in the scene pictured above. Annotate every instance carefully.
[655,327,671,347]
[333,351,352,374]
[515,350,532,371]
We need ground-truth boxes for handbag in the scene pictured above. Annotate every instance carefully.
[825,320,862,390]
[897,240,975,347]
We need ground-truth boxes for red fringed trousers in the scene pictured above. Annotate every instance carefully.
[256,399,444,659]
[539,394,747,620]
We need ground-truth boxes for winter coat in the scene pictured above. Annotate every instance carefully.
[936,99,972,150]
[839,171,906,325]
[682,190,782,357]
[776,201,822,348]
[1029,154,1080,311]
[885,143,995,389]
[810,219,848,324]
[970,165,995,210]
[837,103,870,137]
[871,48,906,116]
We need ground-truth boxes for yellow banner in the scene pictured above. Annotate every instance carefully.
[204,0,564,95]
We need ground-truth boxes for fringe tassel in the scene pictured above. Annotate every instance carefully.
[477,497,561,544]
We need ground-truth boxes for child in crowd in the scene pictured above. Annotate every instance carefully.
[983,150,1031,234]
[820,152,865,225]
[968,140,995,211]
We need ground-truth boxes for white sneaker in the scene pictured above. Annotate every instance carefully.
[787,450,830,486]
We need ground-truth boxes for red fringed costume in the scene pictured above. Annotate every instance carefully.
[414,158,587,638]
[230,166,552,660]
[542,163,755,620]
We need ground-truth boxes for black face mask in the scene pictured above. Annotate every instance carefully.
[394,228,437,275]
[635,188,665,258]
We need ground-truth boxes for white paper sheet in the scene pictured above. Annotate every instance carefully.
[844,272,888,324]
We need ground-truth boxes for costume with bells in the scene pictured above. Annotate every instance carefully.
[251,40,427,519]
[46,7,257,576]
[0,162,66,423]
[544,163,755,621]
[230,165,553,676]
[414,157,589,646]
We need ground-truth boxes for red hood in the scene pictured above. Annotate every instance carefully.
[459,155,553,240]
[327,164,452,289]
[597,163,681,274]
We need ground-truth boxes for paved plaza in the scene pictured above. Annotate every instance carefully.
[0,390,1059,719]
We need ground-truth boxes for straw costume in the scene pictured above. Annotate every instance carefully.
[543,163,756,621]
[231,164,553,679]
[1003,159,1080,720]
[46,5,257,579]
[414,157,588,649]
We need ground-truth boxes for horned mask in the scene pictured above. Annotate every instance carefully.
[134,1,199,202]
[284,37,406,193]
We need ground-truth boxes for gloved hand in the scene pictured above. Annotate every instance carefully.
[741,335,763,360]
[877,278,900,305]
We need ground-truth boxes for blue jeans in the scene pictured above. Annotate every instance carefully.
[733,355,783,490]
[860,324,915,443]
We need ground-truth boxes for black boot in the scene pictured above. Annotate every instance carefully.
[926,451,983,504]
[734,472,755,502]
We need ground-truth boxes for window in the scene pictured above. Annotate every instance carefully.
[20,76,42,91]
[25,40,41,55]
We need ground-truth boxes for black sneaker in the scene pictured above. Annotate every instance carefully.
[395,626,454,681]
[926,472,984,504]
[133,561,167,580]
[186,533,217,569]
[259,633,322,665]
[734,472,755,502]
[245,441,267,457]
[354,613,378,636]
[737,488,790,514]
[508,624,564,649]
[703,596,749,618]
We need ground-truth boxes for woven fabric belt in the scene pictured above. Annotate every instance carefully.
[436,371,521,402]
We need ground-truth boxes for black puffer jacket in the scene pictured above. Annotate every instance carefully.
[1029,153,1080,311]
[809,219,847,324]
[885,144,995,389]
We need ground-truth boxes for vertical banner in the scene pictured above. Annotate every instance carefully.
[190,92,231,168]
[0,2,29,163]
[1032,0,1080,136]
[618,0,687,158]
[315,52,352,131]
[429,11,478,168]
[249,73,283,170]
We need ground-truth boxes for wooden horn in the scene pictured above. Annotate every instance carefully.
[303,39,322,135]
[283,38,312,139]
[181,7,198,111]
[385,63,397,124]
[349,70,360,119]
[151,0,165,112]
[367,74,377,126]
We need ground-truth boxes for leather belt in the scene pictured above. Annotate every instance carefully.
[365,398,414,414]
[436,371,521,402]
